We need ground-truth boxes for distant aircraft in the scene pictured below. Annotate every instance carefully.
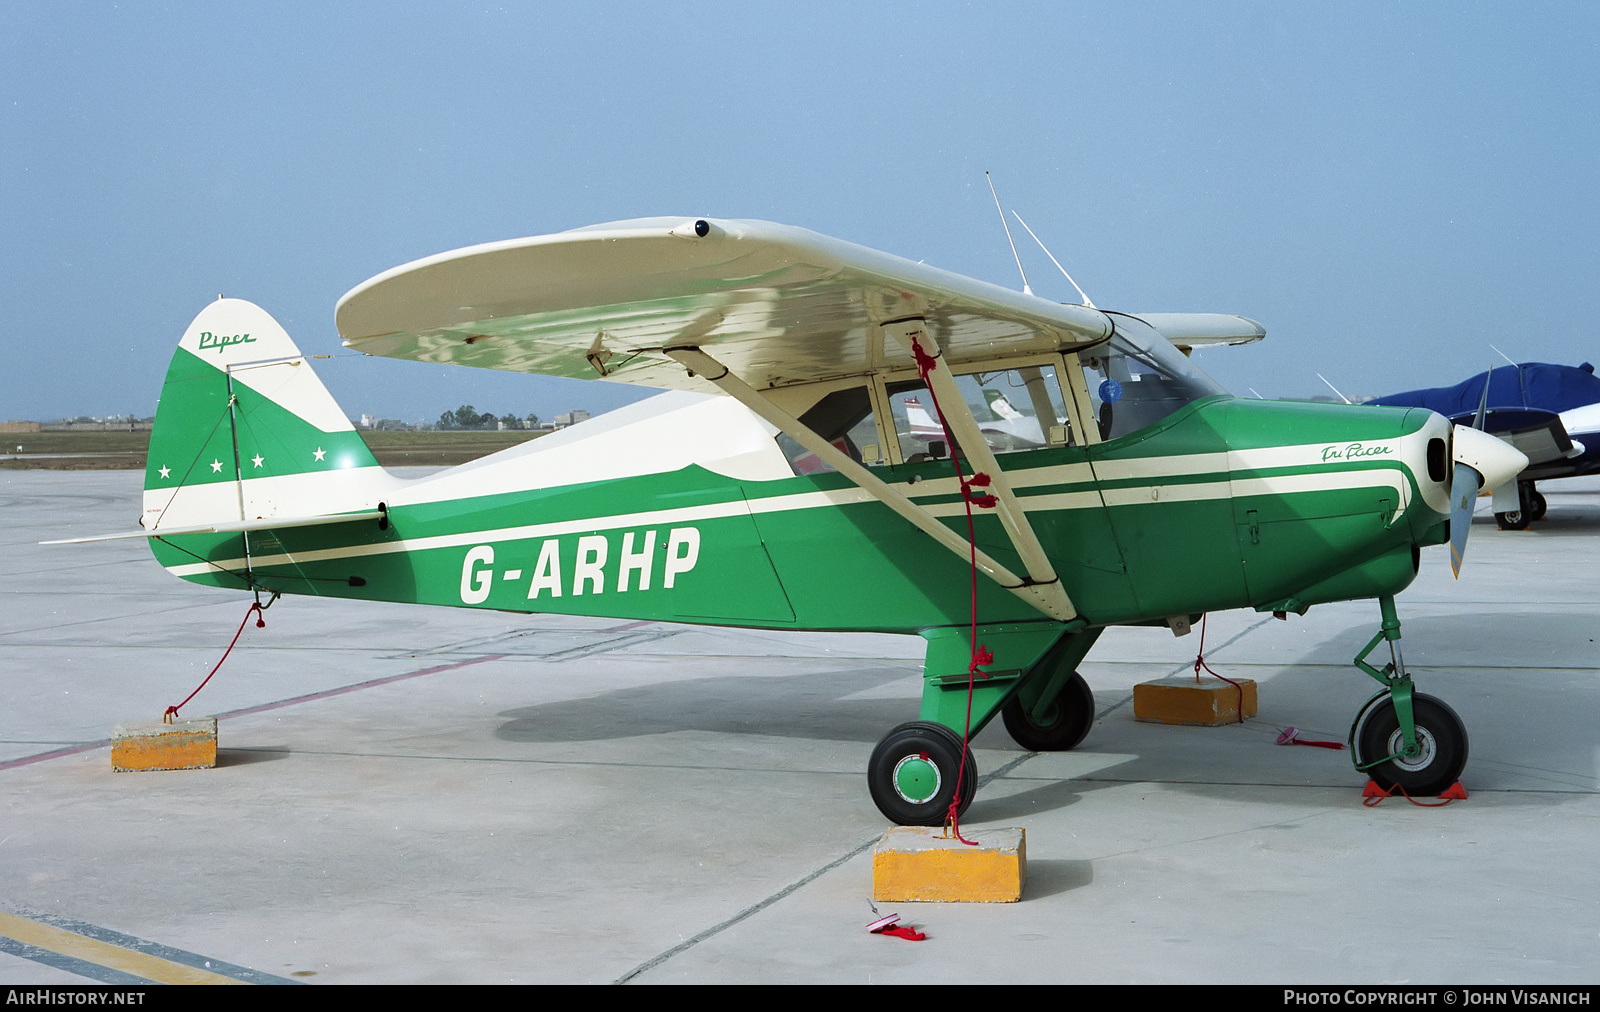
[902,389,1046,455]
[51,218,1527,822]
[1370,362,1600,529]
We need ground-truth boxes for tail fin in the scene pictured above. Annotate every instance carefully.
[904,396,941,436]
[143,299,384,532]
[983,388,1025,421]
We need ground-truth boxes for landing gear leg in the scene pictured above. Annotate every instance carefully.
[1001,628,1103,751]
[866,623,1080,825]
[1497,480,1537,530]
[1348,595,1469,794]
[1529,483,1547,522]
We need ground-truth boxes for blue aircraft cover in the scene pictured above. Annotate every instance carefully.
[1371,362,1600,416]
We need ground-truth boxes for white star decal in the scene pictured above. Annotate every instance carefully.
[159,465,171,479]
[252,454,265,468]
[210,459,223,473]
[313,447,326,462]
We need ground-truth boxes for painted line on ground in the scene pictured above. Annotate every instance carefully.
[208,653,506,721]
[613,751,1038,984]
[0,654,506,773]
[0,910,297,985]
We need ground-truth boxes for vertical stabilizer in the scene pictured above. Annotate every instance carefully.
[143,299,386,533]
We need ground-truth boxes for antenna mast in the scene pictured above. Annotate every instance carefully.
[1011,211,1096,308]
[1317,373,1352,404]
[986,172,1032,296]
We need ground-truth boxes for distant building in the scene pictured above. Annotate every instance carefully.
[552,410,590,429]
[359,413,375,429]
[38,418,151,432]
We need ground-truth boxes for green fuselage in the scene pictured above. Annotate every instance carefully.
[151,395,1450,636]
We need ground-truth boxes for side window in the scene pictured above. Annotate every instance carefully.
[889,365,1074,461]
[776,387,888,475]
[775,365,1081,476]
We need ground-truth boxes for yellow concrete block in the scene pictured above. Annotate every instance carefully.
[1134,676,1257,726]
[111,718,217,772]
[872,826,1025,903]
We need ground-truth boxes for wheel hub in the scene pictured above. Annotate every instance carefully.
[1385,725,1437,771]
[892,754,941,804]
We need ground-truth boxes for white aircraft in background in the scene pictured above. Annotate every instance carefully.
[902,389,1047,455]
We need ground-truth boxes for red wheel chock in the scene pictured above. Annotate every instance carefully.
[1361,780,1468,805]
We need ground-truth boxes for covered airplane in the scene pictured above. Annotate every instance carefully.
[1371,362,1600,529]
[52,217,1528,825]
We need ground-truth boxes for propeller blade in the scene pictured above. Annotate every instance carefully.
[1448,424,1530,578]
[1473,364,1493,430]
[1449,460,1478,578]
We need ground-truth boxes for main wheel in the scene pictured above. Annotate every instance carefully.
[1001,671,1095,751]
[1530,489,1548,522]
[1349,692,1468,796]
[867,721,977,826]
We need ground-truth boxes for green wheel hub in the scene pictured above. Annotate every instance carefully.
[892,754,941,804]
[869,722,976,826]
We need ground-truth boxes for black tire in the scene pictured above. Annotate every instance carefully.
[1001,671,1095,751]
[1349,692,1468,796]
[867,721,977,826]
[1496,509,1529,531]
[1530,489,1548,522]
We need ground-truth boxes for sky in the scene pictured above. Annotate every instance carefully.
[4,2,1598,422]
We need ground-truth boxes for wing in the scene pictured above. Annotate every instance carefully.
[335,217,1118,392]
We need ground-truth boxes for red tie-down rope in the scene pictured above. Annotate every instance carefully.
[909,336,997,846]
[867,912,926,941]
[1192,613,1246,724]
[163,600,266,722]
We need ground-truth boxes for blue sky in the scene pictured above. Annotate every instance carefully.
[4,2,1597,422]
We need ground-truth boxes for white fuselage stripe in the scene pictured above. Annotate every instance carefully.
[161,456,1422,577]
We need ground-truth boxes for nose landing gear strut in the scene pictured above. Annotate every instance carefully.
[1348,595,1469,796]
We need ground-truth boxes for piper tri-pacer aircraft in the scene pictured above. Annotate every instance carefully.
[56,217,1528,824]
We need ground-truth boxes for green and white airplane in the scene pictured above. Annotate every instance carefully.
[55,217,1528,825]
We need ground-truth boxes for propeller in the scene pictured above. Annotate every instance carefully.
[1448,365,1529,577]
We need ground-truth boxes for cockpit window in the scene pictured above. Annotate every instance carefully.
[1080,314,1228,440]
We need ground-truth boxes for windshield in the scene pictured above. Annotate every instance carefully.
[1081,314,1228,439]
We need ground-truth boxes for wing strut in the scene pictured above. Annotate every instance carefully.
[881,319,1077,621]
[663,346,1078,623]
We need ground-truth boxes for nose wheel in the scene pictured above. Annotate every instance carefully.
[1350,692,1469,796]
[868,721,977,826]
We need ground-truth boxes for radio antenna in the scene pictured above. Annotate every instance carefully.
[986,172,1032,296]
[1317,373,1352,404]
[1011,211,1096,308]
